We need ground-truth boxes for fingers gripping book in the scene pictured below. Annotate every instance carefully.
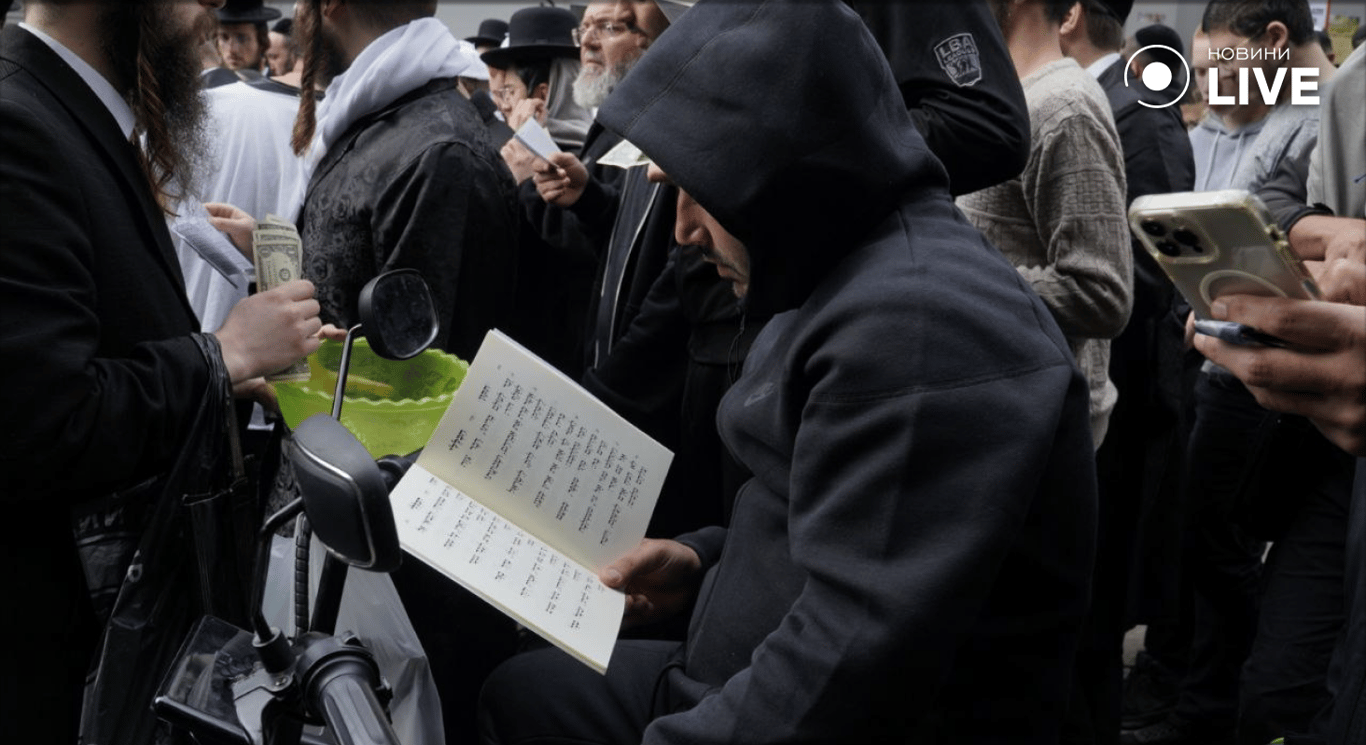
[389,330,672,673]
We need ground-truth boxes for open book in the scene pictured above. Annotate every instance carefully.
[389,330,672,673]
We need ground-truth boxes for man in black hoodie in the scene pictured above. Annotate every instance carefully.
[479,2,1098,743]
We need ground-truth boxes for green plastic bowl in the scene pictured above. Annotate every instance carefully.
[272,339,468,458]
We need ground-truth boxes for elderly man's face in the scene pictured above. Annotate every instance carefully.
[573,1,666,108]
[217,21,262,70]
[580,2,665,74]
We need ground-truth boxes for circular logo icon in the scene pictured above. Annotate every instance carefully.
[1123,44,1191,109]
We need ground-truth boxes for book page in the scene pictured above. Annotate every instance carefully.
[513,119,561,162]
[390,465,621,673]
[414,330,671,572]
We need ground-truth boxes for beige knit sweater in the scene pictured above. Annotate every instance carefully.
[957,57,1132,448]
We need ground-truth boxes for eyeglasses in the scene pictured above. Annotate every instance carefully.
[572,19,645,45]
[493,85,523,101]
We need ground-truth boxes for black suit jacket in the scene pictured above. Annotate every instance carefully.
[1097,57,1196,313]
[0,25,211,739]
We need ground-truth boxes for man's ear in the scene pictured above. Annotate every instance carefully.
[1263,20,1290,52]
[1059,1,1084,38]
[533,82,550,101]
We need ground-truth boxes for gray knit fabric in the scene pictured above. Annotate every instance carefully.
[957,57,1132,448]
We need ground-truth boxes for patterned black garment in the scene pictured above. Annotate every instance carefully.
[298,77,519,363]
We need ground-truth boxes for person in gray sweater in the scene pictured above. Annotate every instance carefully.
[958,0,1133,448]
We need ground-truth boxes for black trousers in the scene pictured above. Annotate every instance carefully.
[478,640,692,745]
[1237,428,1353,745]
[1174,372,1268,732]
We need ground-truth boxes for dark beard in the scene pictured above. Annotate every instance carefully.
[296,1,347,87]
[101,0,212,202]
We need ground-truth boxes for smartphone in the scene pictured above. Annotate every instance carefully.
[1192,319,1289,348]
[1128,189,1321,322]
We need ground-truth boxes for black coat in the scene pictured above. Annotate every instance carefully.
[1093,56,1198,625]
[517,125,676,373]
[849,0,1030,195]
[599,2,1098,740]
[299,78,519,363]
[0,24,212,740]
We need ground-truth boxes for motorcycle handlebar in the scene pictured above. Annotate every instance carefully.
[309,656,401,745]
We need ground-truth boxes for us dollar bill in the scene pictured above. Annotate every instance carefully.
[253,214,311,383]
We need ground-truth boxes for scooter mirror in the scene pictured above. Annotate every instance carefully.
[357,269,439,361]
[290,414,402,572]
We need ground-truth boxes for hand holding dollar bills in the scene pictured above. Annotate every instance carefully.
[252,214,311,382]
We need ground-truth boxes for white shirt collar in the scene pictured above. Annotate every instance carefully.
[1087,51,1124,80]
[19,22,136,140]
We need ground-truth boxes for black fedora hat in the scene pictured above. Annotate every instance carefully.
[216,0,282,25]
[481,7,579,70]
[466,18,509,48]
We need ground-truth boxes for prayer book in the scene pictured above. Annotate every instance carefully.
[389,330,671,673]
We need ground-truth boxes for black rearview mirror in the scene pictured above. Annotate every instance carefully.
[290,415,402,572]
[358,269,440,361]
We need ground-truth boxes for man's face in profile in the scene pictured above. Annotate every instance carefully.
[100,0,218,190]
[647,163,751,299]
[265,30,295,76]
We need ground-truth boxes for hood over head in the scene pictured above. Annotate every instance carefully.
[596,0,947,315]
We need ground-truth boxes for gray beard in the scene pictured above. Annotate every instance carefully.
[572,60,630,109]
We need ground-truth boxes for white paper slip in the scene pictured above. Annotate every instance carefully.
[389,329,673,672]
[513,118,562,162]
[597,139,652,170]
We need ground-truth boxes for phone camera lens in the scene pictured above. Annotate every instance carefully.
[1141,220,1167,237]
[1173,228,1200,246]
[1156,241,1181,257]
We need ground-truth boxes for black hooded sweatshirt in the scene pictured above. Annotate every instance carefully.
[597,2,1099,742]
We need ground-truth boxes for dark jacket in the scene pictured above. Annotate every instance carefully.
[1097,57,1195,322]
[1333,462,1366,745]
[0,24,213,740]
[598,2,1099,742]
[1093,56,1198,624]
[848,0,1029,195]
[299,77,518,362]
[1257,135,1329,232]
[584,245,762,534]
[518,125,676,372]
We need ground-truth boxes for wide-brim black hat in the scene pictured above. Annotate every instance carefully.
[216,0,281,25]
[481,7,579,69]
[466,18,509,48]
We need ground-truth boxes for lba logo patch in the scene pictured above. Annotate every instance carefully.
[935,33,982,87]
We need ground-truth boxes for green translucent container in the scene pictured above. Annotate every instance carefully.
[272,339,468,458]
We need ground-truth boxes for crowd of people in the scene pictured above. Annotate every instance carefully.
[1,0,1363,744]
